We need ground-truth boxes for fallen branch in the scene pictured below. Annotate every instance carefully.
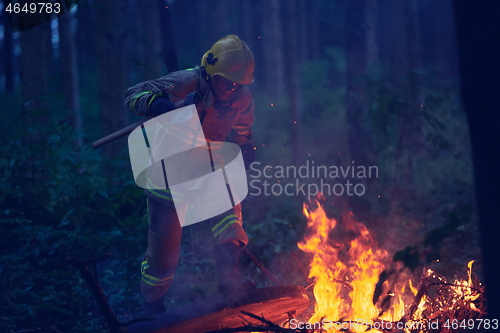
[67,256,126,333]
[241,310,283,329]
[67,255,154,333]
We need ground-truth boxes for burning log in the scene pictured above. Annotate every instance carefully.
[126,285,310,333]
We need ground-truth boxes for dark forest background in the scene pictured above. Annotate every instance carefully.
[0,0,482,332]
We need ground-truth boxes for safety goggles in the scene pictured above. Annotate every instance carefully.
[212,75,242,94]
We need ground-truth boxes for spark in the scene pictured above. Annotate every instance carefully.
[270,103,274,106]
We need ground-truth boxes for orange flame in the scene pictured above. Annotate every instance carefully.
[297,200,484,333]
[298,201,393,331]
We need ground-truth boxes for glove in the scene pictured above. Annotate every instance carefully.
[149,97,176,117]
[150,92,200,117]
[240,142,255,170]
[184,92,200,106]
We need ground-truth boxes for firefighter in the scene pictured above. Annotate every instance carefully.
[123,35,257,315]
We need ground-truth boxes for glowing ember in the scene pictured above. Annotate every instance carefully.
[296,199,486,333]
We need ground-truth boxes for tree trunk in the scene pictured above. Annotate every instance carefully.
[344,0,377,173]
[19,20,51,178]
[210,0,229,42]
[76,0,95,69]
[298,0,308,62]
[261,0,285,97]
[310,0,321,60]
[241,0,255,52]
[365,0,379,71]
[454,0,500,319]
[58,9,82,146]
[137,0,163,80]
[434,0,459,86]
[196,0,211,52]
[390,0,408,83]
[2,0,15,91]
[389,0,411,187]
[157,0,179,72]
[405,0,424,153]
[393,0,423,188]
[377,0,392,82]
[20,22,51,124]
[226,0,239,37]
[283,0,303,166]
[95,0,128,158]
[407,0,422,103]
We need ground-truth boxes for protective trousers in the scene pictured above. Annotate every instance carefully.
[140,195,249,303]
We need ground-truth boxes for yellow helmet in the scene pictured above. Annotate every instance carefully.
[201,35,255,85]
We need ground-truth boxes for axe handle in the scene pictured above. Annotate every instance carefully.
[92,99,187,149]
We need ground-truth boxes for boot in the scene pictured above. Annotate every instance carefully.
[142,295,166,317]
[213,241,257,296]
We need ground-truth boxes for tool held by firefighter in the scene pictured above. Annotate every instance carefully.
[92,97,195,149]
